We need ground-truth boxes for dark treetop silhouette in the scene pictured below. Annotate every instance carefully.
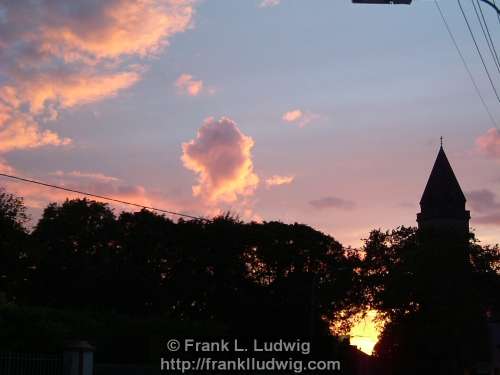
[0,144,499,374]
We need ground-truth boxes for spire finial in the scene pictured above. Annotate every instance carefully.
[440,136,443,148]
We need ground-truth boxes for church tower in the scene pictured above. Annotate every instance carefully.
[417,142,470,236]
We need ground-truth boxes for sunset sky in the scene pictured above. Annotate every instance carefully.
[1,0,500,250]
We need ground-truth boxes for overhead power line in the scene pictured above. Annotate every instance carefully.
[477,0,500,67]
[458,0,500,105]
[0,172,210,222]
[472,0,500,74]
[434,0,498,129]
[494,0,500,24]
[478,0,500,15]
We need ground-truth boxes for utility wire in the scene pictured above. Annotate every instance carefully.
[434,0,498,129]
[458,0,500,105]
[472,0,500,73]
[0,172,210,222]
[477,0,500,69]
[478,0,500,15]
[494,0,500,24]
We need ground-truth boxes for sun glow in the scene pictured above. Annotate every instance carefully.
[349,310,381,355]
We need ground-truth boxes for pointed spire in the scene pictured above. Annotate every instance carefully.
[417,143,470,234]
[420,146,466,209]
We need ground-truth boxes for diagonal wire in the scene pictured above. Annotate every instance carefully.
[458,0,500,106]
[434,0,498,129]
[0,172,211,222]
[472,0,500,73]
[477,0,500,69]
[494,0,500,24]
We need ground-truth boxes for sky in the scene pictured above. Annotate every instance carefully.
[3,0,500,355]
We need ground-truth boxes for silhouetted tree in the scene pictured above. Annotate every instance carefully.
[113,209,176,314]
[29,199,117,308]
[0,187,29,302]
[360,226,500,374]
[239,221,363,337]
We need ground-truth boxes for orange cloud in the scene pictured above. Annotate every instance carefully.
[175,74,204,96]
[0,114,71,153]
[2,169,191,218]
[50,170,120,183]
[282,109,319,128]
[37,0,194,61]
[0,158,15,174]
[0,0,196,160]
[22,70,141,113]
[182,117,259,203]
[265,175,295,188]
[282,109,303,122]
[476,128,500,159]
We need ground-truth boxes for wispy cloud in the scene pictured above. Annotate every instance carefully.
[468,189,500,226]
[476,128,500,159]
[265,175,295,188]
[50,170,121,183]
[259,0,281,8]
[0,0,196,171]
[282,108,320,128]
[309,196,355,210]
[175,74,204,96]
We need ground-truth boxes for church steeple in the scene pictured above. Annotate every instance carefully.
[417,144,470,234]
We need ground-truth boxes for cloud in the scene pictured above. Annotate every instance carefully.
[50,170,120,183]
[474,213,500,226]
[265,175,294,188]
[259,0,281,8]
[468,189,500,213]
[175,74,204,96]
[182,117,259,203]
[282,109,319,128]
[282,109,303,122]
[468,188,500,226]
[0,158,14,174]
[0,113,71,153]
[0,1,194,64]
[0,0,195,161]
[309,196,355,210]
[2,168,192,218]
[21,70,141,113]
[476,128,500,159]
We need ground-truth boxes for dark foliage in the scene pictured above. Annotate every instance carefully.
[360,226,500,374]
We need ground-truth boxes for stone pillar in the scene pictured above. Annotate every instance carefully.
[63,340,95,375]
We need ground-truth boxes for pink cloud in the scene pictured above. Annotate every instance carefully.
[0,0,196,159]
[21,70,141,113]
[1,169,192,219]
[476,128,500,159]
[259,0,281,8]
[181,117,259,203]
[265,175,295,188]
[175,74,204,96]
[0,114,71,153]
[282,109,303,122]
[282,109,319,128]
[0,0,194,63]
[50,170,120,183]
[0,158,15,174]
[309,196,355,210]
[468,189,500,213]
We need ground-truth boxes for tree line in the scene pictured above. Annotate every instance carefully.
[1,187,499,372]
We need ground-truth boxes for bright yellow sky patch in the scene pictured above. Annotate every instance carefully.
[349,310,381,355]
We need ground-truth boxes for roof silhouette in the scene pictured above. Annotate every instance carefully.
[420,146,466,209]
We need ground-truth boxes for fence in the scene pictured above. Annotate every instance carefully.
[0,352,63,375]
